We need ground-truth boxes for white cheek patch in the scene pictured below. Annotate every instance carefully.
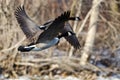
[68,32,72,36]
[75,17,80,21]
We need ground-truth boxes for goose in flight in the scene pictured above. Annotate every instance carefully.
[15,6,80,52]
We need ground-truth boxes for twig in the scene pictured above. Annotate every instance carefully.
[15,62,50,68]
[0,37,26,52]
[15,55,120,74]
[77,0,105,36]
[99,14,118,38]
[80,0,103,65]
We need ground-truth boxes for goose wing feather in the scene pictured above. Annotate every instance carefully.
[15,6,42,39]
[63,22,80,49]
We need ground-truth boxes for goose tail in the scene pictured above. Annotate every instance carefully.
[18,45,35,52]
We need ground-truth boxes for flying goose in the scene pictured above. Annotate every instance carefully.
[15,6,80,52]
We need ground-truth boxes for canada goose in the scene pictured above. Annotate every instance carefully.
[15,6,80,52]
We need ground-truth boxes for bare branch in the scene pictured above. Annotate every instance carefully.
[80,0,103,65]
[0,37,26,52]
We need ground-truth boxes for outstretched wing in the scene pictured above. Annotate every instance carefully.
[41,18,80,49]
[37,11,71,42]
[63,22,80,49]
[15,6,41,39]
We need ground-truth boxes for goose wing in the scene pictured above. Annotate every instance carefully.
[37,11,71,42]
[15,6,42,39]
[41,18,80,49]
[63,22,80,49]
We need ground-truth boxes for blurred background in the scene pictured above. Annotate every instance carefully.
[0,0,120,79]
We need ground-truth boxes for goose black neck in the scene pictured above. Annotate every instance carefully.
[69,17,81,21]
